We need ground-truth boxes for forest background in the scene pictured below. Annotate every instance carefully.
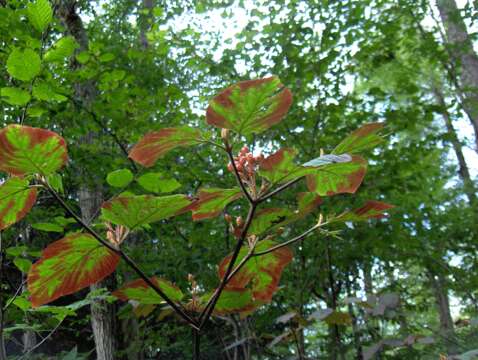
[1,0,478,359]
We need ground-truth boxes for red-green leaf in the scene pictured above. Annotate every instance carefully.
[27,233,120,307]
[113,277,183,304]
[296,192,322,216]
[129,127,203,167]
[101,194,191,230]
[0,125,68,176]
[206,76,293,135]
[333,123,384,155]
[0,177,37,230]
[188,188,242,221]
[305,155,367,196]
[336,201,394,222]
[219,240,293,302]
[259,148,311,184]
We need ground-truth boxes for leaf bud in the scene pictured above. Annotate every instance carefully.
[221,128,230,143]
[224,213,232,223]
[236,216,244,227]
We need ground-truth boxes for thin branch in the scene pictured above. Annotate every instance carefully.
[17,319,64,360]
[199,203,257,327]
[41,180,199,329]
[3,279,26,311]
[258,177,302,203]
[253,222,326,257]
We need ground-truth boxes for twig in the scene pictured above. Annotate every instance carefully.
[17,319,64,360]
[41,180,199,329]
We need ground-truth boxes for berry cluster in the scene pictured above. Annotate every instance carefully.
[227,146,264,181]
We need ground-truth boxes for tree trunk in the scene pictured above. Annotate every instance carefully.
[437,0,478,152]
[433,86,477,205]
[21,227,36,353]
[0,234,7,360]
[57,3,117,359]
[427,269,459,355]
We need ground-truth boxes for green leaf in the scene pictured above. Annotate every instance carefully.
[207,76,293,135]
[7,48,41,81]
[44,36,78,62]
[129,127,204,167]
[333,123,384,154]
[106,169,133,188]
[32,82,67,102]
[137,172,181,193]
[335,201,394,222]
[1,87,31,106]
[27,233,120,307]
[76,51,90,64]
[14,258,32,273]
[113,277,183,304]
[27,0,53,32]
[0,125,68,176]
[32,222,64,232]
[6,246,28,257]
[248,208,292,236]
[219,240,293,303]
[99,53,115,62]
[0,177,37,230]
[305,155,367,196]
[198,288,257,315]
[101,194,192,230]
[47,173,64,193]
[189,188,242,221]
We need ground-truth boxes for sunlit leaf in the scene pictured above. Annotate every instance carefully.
[27,0,52,33]
[0,177,37,230]
[188,187,242,221]
[28,233,120,307]
[106,169,134,188]
[206,76,293,135]
[1,87,31,106]
[6,48,41,81]
[113,277,183,304]
[129,127,203,167]
[136,172,181,193]
[305,155,367,196]
[219,240,293,302]
[44,36,78,62]
[333,123,384,154]
[0,125,68,176]
[101,194,191,230]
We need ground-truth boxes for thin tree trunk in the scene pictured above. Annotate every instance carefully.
[57,3,117,359]
[346,275,363,360]
[437,0,478,152]
[0,234,7,360]
[427,269,459,355]
[21,226,36,353]
[138,0,154,49]
[433,86,477,205]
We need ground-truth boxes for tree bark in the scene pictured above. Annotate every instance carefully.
[433,86,477,205]
[437,0,478,152]
[21,227,36,353]
[427,269,459,355]
[57,3,117,359]
[0,234,7,360]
